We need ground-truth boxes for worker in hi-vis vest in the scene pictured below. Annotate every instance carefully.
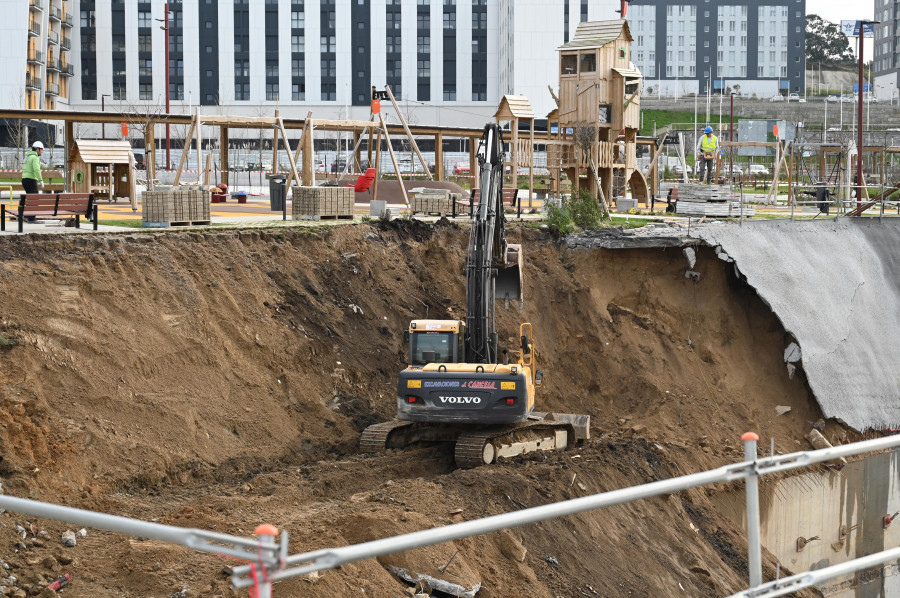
[695,126,719,184]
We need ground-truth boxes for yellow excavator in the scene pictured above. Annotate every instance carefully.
[361,123,589,467]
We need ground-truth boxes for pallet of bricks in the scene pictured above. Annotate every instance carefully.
[674,183,755,218]
[410,189,452,216]
[292,186,354,220]
[142,186,211,227]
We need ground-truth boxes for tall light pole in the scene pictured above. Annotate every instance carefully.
[101,94,110,139]
[157,4,171,170]
[856,20,879,205]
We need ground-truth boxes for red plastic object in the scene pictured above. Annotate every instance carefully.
[351,168,377,193]
[211,193,227,203]
[47,574,70,590]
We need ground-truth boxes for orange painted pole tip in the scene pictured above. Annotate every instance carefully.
[255,523,279,536]
[741,432,760,441]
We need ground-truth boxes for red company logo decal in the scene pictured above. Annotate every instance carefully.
[465,380,496,390]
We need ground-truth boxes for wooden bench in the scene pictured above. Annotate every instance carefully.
[1,193,97,233]
[453,188,521,218]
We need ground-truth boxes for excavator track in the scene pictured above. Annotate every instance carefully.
[359,420,416,452]
[454,420,576,468]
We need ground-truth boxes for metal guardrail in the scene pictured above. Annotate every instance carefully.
[1,433,898,596]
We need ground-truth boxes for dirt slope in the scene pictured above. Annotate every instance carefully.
[0,221,834,597]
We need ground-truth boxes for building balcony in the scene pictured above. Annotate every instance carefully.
[49,5,61,21]
[46,83,60,97]
[61,36,71,50]
[48,30,59,45]
[28,21,41,36]
[61,63,74,76]
[46,57,60,72]
[25,74,41,91]
[29,0,44,12]
[63,13,73,28]
[27,50,44,65]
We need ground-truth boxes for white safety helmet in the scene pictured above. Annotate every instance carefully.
[32,141,44,149]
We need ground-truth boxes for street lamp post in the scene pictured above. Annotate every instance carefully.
[101,94,110,139]
[857,20,879,205]
[158,4,171,170]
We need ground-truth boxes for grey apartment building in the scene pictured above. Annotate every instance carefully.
[873,0,899,101]
[627,0,806,98]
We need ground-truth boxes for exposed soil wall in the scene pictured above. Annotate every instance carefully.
[0,222,832,597]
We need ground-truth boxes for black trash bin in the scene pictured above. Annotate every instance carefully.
[814,181,830,215]
[268,175,286,211]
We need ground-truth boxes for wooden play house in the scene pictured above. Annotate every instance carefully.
[68,139,138,205]
[551,19,647,204]
[494,95,536,200]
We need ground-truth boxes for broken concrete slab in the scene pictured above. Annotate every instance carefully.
[386,566,482,598]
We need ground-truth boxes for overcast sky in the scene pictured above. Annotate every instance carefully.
[807,0,874,24]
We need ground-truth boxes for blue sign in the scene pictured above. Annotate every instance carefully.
[852,84,873,93]
[840,20,876,38]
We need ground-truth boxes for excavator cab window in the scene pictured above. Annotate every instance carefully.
[409,331,456,366]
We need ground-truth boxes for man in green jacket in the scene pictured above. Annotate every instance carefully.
[22,141,45,194]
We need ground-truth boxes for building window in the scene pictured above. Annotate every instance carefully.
[292,35,304,52]
[138,11,152,27]
[139,35,152,53]
[292,58,304,77]
[292,83,305,101]
[321,36,336,53]
[418,59,430,76]
[443,85,456,101]
[292,11,304,28]
[387,36,401,53]
[139,59,152,77]
[235,83,249,100]
[418,36,430,53]
[139,83,152,100]
[80,10,95,27]
[266,83,278,100]
[444,12,455,29]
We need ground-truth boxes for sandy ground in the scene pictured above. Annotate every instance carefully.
[0,220,847,597]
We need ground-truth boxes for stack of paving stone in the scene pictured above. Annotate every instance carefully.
[410,188,453,215]
[674,183,755,217]
[292,186,354,220]
[142,185,211,227]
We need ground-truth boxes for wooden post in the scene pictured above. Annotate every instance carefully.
[371,127,383,203]
[511,116,519,189]
[302,113,314,187]
[787,143,793,207]
[384,86,432,180]
[285,114,311,189]
[277,117,302,193]
[528,117,535,208]
[434,132,443,181]
[469,137,478,182]
[173,115,196,186]
[352,131,361,171]
[379,112,409,207]
[146,124,156,190]
[220,126,229,187]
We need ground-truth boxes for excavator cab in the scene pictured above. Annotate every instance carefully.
[406,320,465,367]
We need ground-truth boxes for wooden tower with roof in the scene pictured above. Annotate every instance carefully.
[494,95,536,202]
[550,19,648,205]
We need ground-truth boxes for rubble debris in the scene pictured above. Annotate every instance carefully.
[682,247,696,269]
[775,406,792,416]
[386,566,481,598]
[805,429,848,469]
[61,531,77,547]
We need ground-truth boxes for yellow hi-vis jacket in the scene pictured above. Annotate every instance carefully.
[697,134,719,159]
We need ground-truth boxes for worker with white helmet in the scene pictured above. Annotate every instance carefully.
[22,140,45,194]
[695,126,719,184]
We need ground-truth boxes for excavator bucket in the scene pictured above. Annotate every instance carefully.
[496,243,523,307]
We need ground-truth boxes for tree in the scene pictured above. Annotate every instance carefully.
[806,14,856,68]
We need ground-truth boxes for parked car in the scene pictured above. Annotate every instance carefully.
[840,94,855,103]
[826,95,840,103]
[672,164,693,175]
[454,162,471,175]
[748,164,770,176]
[787,93,800,102]
[724,165,744,177]
[331,160,347,173]
[863,94,879,103]
[768,94,784,102]
[315,161,327,173]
